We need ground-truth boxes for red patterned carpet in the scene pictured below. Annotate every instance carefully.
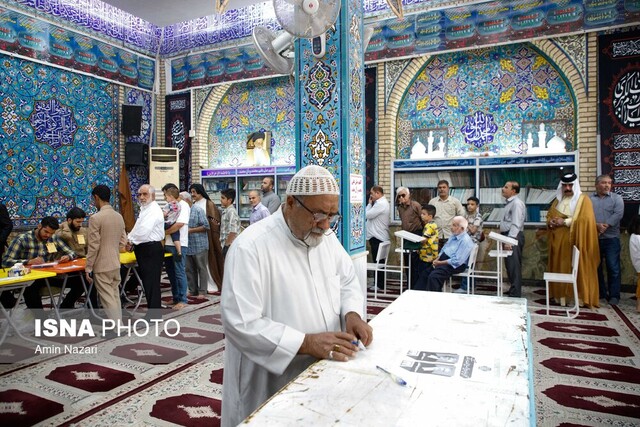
[528,288,640,425]
[0,280,638,426]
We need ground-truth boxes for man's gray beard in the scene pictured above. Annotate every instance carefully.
[303,228,325,247]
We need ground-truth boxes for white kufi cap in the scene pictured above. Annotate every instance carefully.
[286,165,340,196]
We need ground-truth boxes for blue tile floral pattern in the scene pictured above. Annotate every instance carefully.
[0,53,118,228]
[305,62,335,110]
[207,77,295,168]
[397,43,576,158]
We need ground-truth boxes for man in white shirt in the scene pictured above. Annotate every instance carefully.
[499,181,526,298]
[161,183,191,310]
[126,184,165,313]
[221,165,373,427]
[366,185,390,290]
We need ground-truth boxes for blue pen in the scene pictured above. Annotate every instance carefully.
[376,365,407,386]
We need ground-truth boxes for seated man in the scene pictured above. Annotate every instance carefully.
[55,206,98,308]
[1,216,77,311]
[414,216,475,292]
[56,207,88,257]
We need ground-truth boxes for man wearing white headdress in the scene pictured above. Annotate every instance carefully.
[546,172,600,308]
[221,165,373,427]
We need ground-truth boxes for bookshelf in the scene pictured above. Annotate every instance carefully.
[391,152,578,225]
[201,165,296,220]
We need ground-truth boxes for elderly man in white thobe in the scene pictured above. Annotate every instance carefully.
[221,165,373,427]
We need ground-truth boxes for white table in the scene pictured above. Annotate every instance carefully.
[488,231,518,297]
[245,291,534,426]
[394,230,424,293]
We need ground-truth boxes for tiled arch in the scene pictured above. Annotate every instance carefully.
[191,84,231,180]
[378,36,597,195]
[533,34,598,188]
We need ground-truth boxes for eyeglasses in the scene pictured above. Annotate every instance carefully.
[293,196,341,231]
[398,194,407,198]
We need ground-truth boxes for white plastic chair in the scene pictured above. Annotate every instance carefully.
[447,243,505,295]
[447,244,479,293]
[544,245,580,319]
[366,241,402,299]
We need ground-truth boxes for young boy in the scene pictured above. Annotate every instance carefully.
[456,196,484,293]
[220,188,241,258]
[465,196,484,244]
[417,204,439,279]
[163,187,182,259]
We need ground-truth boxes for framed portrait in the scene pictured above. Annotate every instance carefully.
[246,131,271,166]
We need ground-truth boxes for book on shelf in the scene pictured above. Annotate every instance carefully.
[478,188,527,205]
[526,188,556,204]
[242,181,261,190]
[398,171,472,188]
[450,188,475,202]
[478,188,502,205]
[486,207,505,222]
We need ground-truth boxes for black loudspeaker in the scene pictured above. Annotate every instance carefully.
[122,104,143,136]
[125,143,148,166]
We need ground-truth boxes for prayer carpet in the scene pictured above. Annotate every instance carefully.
[0,281,638,426]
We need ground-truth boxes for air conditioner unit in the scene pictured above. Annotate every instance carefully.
[149,147,180,191]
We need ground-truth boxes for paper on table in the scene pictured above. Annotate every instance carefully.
[394,230,425,243]
[31,261,59,268]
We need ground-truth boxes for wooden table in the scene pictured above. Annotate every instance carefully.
[0,270,56,345]
[245,291,534,426]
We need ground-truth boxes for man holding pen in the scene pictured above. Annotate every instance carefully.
[221,165,373,427]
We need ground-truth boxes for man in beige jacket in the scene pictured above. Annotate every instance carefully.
[85,185,127,321]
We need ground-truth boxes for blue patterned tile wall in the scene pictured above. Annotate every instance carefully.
[0,53,118,228]
[207,77,295,168]
[397,43,576,159]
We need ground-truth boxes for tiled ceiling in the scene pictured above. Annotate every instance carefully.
[101,0,262,26]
